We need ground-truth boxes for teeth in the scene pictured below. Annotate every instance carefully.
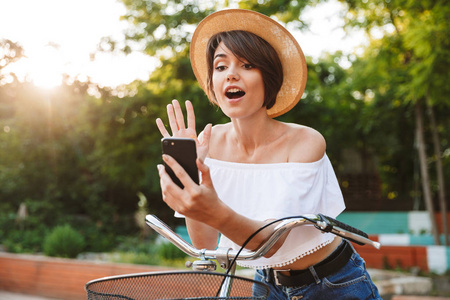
[225,87,245,99]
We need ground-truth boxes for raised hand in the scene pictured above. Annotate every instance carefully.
[156,101,220,225]
[156,99,211,161]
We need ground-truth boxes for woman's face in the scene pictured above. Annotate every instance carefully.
[212,42,266,119]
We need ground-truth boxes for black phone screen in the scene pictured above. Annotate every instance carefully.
[161,137,199,188]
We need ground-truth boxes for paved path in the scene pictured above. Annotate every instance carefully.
[0,292,60,300]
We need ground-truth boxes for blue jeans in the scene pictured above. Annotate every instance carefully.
[253,243,381,300]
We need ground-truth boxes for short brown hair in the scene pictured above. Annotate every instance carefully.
[205,30,283,110]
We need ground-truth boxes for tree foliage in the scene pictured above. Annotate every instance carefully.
[339,0,450,241]
[0,0,449,253]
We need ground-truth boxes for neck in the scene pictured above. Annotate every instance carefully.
[230,111,278,156]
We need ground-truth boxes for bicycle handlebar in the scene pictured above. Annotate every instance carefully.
[145,214,380,264]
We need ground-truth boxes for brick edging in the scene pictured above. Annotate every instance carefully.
[0,252,174,299]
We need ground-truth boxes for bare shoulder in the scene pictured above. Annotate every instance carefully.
[208,123,232,158]
[284,123,326,163]
[210,123,231,139]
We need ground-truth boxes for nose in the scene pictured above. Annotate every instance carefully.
[226,67,240,81]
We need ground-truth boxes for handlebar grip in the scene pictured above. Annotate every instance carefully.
[322,215,369,238]
[317,214,369,245]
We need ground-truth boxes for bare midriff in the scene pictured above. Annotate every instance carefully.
[273,236,343,275]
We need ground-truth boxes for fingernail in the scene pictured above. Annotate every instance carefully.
[162,154,169,161]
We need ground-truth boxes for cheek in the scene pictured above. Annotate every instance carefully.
[250,74,265,98]
[212,74,223,98]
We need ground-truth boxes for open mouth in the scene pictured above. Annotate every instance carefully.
[225,88,245,99]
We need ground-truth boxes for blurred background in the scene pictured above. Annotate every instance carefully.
[0,0,449,298]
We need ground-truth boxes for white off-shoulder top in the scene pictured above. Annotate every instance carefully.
[203,154,345,269]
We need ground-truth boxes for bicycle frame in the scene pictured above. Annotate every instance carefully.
[146,214,381,298]
[145,214,380,272]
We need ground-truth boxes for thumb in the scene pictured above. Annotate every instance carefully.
[199,123,212,146]
[197,158,213,186]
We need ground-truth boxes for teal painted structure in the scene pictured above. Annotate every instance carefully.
[175,212,446,246]
[170,211,450,273]
[336,212,409,234]
[175,226,191,244]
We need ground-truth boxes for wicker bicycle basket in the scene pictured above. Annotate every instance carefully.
[85,271,270,300]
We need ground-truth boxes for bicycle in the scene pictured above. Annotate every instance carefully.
[85,213,380,299]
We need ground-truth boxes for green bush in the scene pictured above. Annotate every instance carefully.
[157,242,186,260]
[3,228,48,253]
[0,211,50,253]
[43,224,85,258]
[110,236,187,266]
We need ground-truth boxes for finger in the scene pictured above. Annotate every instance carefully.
[157,163,173,189]
[157,163,181,202]
[172,99,186,130]
[157,164,170,197]
[156,118,170,138]
[157,164,165,175]
[157,164,167,185]
[186,100,196,131]
[199,123,212,146]
[167,104,179,135]
[162,154,195,188]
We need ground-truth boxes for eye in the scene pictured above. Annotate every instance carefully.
[215,65,227,71]
[243,63,254,70]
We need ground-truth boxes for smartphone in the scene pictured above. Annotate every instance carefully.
[161,137,199,188]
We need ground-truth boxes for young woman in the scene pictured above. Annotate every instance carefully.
[156,9,381,300]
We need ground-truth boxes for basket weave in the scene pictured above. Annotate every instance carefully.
[85,271,270,300]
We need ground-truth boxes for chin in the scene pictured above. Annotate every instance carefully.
[222,108,267,120]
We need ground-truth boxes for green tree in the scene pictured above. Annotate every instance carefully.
[0,77,144,252]
[339,0,450,244]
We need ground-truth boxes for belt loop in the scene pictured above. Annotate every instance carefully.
[308,266,321,284]
[264,268,271,283]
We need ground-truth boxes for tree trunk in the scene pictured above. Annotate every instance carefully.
[415,101,440,245]
[426,99,448,245]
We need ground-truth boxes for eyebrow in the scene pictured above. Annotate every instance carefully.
[214,53,227,61]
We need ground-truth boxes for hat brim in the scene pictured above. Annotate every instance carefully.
[190,9,307,118]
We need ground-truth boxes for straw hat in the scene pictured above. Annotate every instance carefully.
[190,9,307,118]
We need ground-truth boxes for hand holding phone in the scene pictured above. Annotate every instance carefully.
[161,137,199,188]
